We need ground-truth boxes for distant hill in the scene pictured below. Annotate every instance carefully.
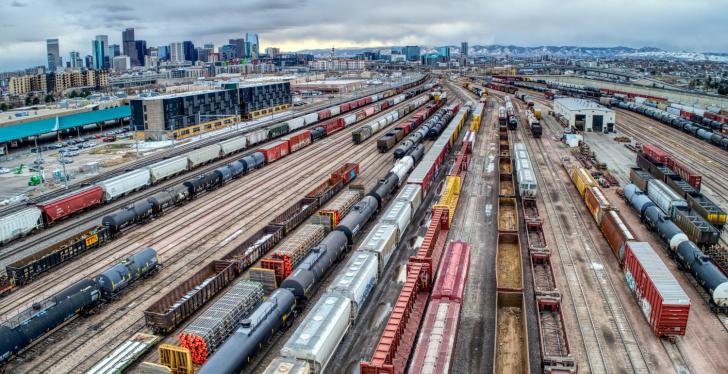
[295,45,728,62]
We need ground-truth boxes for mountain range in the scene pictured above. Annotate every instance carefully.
[296,45,728,62]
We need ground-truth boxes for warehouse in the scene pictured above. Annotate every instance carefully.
[292,79,365,94]
[553,98,615,133]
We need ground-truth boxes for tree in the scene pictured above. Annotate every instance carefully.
[0,103,8,111]
[25,95,32,106]
[32,97,40,105]
[44,94,55,103]
[718,83,728,96]
[69,90,78,98]
[81,89,91,97]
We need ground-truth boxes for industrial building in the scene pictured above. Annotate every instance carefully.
[292,79,365,94]
[553,97,615,133]
[131,81,291,140]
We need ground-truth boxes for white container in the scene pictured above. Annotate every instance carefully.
[147,155,189,182]
[246,128,267,145]
[219,136,248,156]
[287,116,306,131]
[396,184,422,212]
[187,144,221,168]
[280,294,351,374]
[98,169,151,201]
[0,207,42,244]
[327,252,378,319]
[380,200,412,240]
[329,106,341,116]
[647,179,688,216]
[391,156,414,184]
[303,113,319,125]
[343,114,357,126]
[358,223,398,272]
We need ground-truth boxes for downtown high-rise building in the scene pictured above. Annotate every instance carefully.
[135,40,147,66]
[461,41,468,56]
[46,38,61,72]
[92,35,108,69]
[69,51,83,68]
[169,42,184,62]
[229,38,246,59]
[182,41,196,62]
[122,28,137,65]
[245,33,259,58]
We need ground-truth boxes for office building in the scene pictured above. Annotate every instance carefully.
[46,39,61,72]
[195,47,209,63]
[220,44,237,61]
[135,40,147,66]
[122,28,136,63]
[85,55,94,69]
[182,41,196,62]
[461,42,468,56]
[404,46,421,62]
[229,38,246,59]
[169,42,184,62]
[109,44,121,58]
[157,45,170,60]
[69,51,83,69]
[265,47,280,57]
[92,36,107,70]
[246,33,259,58]
[437,46,450,61]
[113,55,131,72]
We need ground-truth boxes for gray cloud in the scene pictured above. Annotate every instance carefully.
[0,0,726,70]
[11,1,27,7]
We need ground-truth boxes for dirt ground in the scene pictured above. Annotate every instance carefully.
[497,241,523,290]
[498,201,517,232]
[495,305,526,374]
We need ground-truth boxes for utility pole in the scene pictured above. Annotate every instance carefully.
[59,151,68,190]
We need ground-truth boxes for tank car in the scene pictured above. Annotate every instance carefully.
[336,196,379,244]
[95,247,159,296]
[367,173,399,207]
[102,200,154,236]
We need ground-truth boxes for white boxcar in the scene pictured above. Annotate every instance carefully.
[327,251,378,319]
[99,169,151,201]
[396,184,422,212]
[280,294,351,374]
[246,128,267,145]
[147,155,189,182]
[380,200,412,240]
[370,94,379,102]
[343,114,357,127]
[390,157,414,184]
[330,106,341,116]
[262,357,311,374]
[392,94,405,105]
[219,136,248,156]
[0,207,42,244]
[358,223,398,273]
[303,113,319,125]
[186,144,221,168]
[287,116,306,131]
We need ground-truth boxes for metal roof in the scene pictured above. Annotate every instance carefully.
[628,242,690,305]
[555,98,613,112]
[0,106,131,143]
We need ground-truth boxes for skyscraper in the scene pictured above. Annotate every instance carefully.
[46,39,61,72]
[109,44,121,58]
[92,35,107,70]
[229,38,246,59]
[135,40,147,66]
[461,42,468,56]
[169,42,184,62]
[182,41,196,62]
[404,46,421,62]
[157,45,170,60]
[122,28,136,64]
[437,46,450,61]
[69,51,82,68]
[245,33,259,59]
[219,45,236,61]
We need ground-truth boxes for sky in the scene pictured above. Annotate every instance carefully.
[1,0,726,70]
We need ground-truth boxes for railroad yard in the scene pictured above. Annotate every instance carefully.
[2,73,728,374]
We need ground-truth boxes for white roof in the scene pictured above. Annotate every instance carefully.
[628,242,690,305]
[555,98,613,112]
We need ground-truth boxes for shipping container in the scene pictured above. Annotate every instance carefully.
[280,294,351,373]
[601,210,637,261]
[36,186,104,225]
[623,242,690,336]
[144,260,237,333]
[219,136,248,156]
[322,118,345,135]
[187,144,222,167]
[98,169,152,201]
[257,140,290,163]
[282,130,312,153]
[571,168,597,198]
[147,156,189,183]
[584,186,612,226]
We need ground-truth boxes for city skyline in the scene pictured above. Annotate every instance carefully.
[1,0,727,70]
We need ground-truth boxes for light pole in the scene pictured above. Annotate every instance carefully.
[59,151,68,190]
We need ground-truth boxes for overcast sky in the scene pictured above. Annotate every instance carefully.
[1,0,726,70]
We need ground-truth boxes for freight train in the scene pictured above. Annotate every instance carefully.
[0,77,433,246]
[624,184,728,310]
[514,143,537,197]
[0,247,159,362]
[197,103,474,374]
[393,104,454,159]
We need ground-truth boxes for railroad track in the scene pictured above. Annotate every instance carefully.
[0,81,416,218]
[0,92,432,271]
[509,97,650,373]
[4,93,439,373]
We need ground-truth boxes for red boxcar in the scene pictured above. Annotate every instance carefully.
[408,299,461,374]
[257,140,290,163]
[363,107,376,117]
[355,110,367,121]
[705,111,728,124]
[37,186,104,225]
[623,241,690,337]
[665,158,702,191]
[600,210,636,261]
[282,130,312,152]
[395,123,412,136]
[322,118,345,135]
[680,110,696,121]
[340,102,351,113]
[380,101,391,110]
[431,241,471,301]
[641,144,669,164]
[317,109,331,121]
[356,98,367,107]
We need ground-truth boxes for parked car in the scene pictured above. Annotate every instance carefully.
[0,168,10,174]
[59,159,74,164]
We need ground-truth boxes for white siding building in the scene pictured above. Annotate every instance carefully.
[553,98,616,133]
